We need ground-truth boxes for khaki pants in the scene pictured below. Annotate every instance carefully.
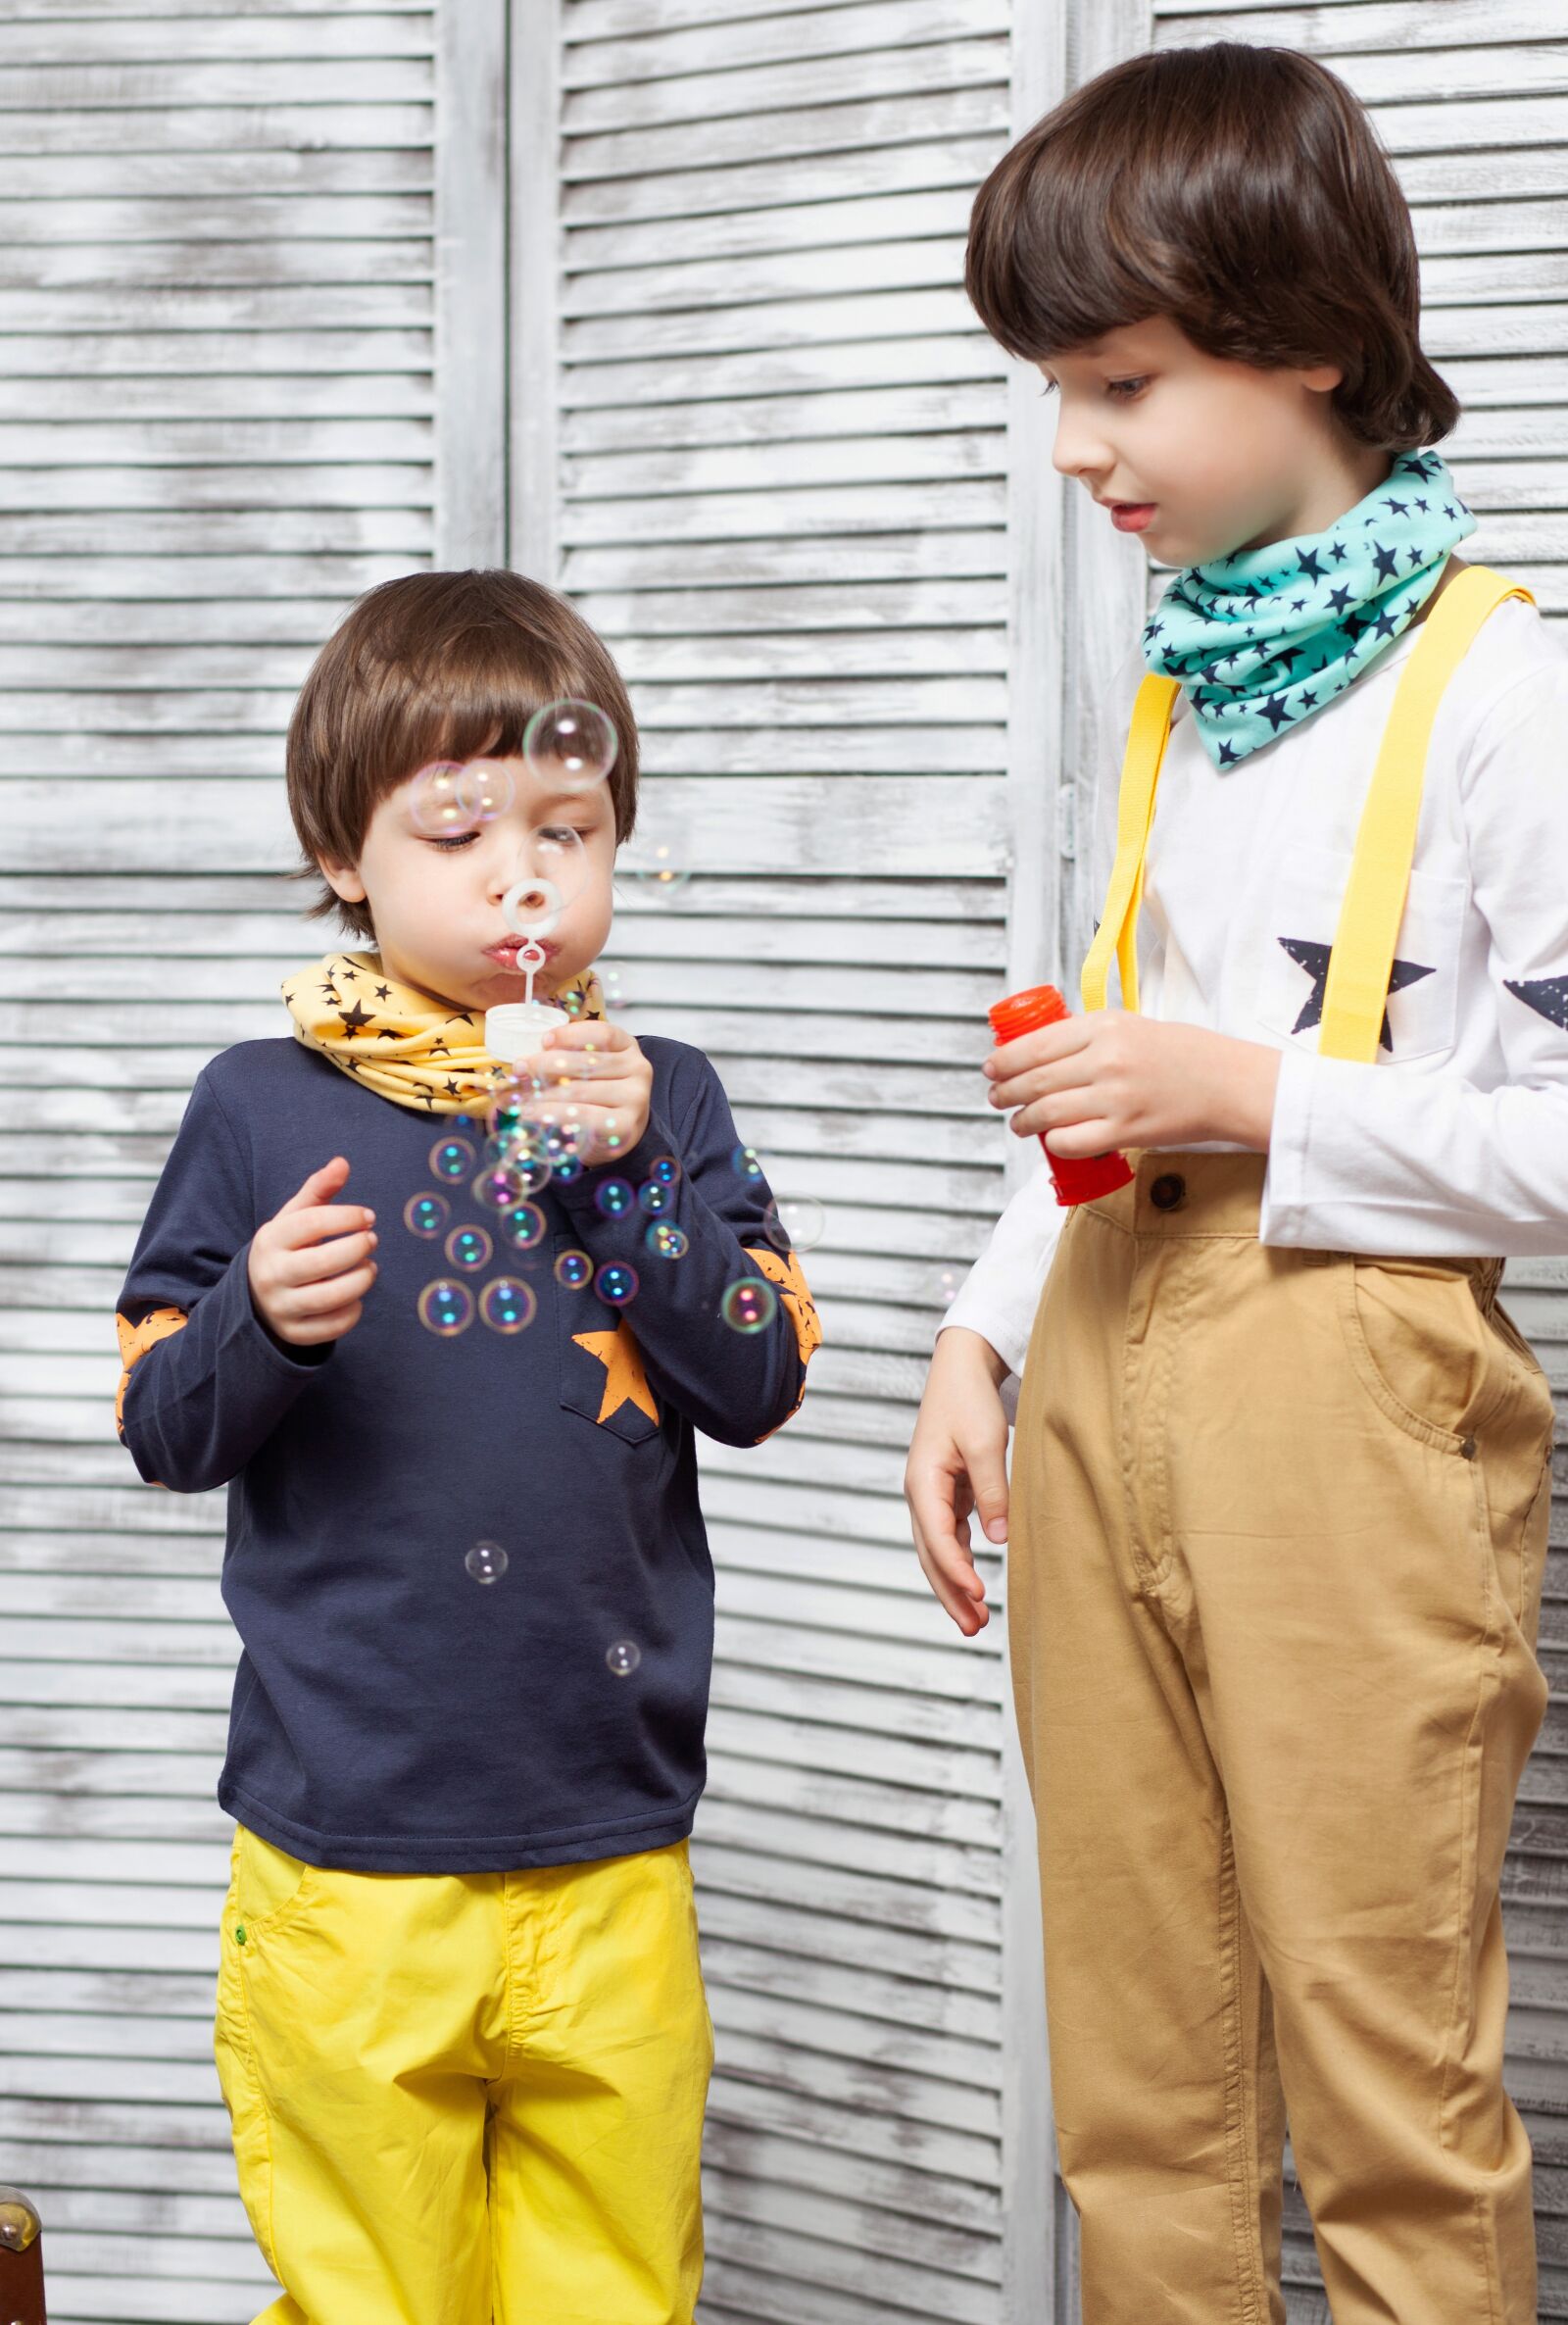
[1009,1151,1555,2324]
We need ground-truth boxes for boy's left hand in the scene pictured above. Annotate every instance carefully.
[526,1018,653,1169]
[984,1011,1282,1155]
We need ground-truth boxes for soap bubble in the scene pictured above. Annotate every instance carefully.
[595,1178,634,1219]
[485,1137,552,1194]
[404,1192,449,1239]
[551,1150,586,1186]
[500,1200,546,1253]
[762,1195,826,1255]
[647,1221,688,1261]
[731,1145,763,1184]
[606,1639,641,1677]
[523,697,617,790]
[488,1081,532,1135]
[596,1261,638,1308]
[555,1248,593,1290]
[450,1112,479,1137]
[473,1161,531,1211]
[418,1279,474,1337]
[721,1279,777,1335]
[456,759,514,823]
[938,1266,960,1307]
[636,1181,671,1216]
[466,1540,509,1585]
[431,1135,475,1182]
[629,827,691,901]
[648,1155,681,1187]
[480,1276,536,1334]
[445,1224,492,1272]
[409,761,468,835]
[543,1115,587,1162]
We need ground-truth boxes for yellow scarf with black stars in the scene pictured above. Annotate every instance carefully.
[281,951,607,1115]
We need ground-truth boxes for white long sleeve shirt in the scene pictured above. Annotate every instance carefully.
[943,593,1568,1382]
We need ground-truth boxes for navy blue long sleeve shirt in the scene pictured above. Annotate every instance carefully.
[115,1034,815,1872]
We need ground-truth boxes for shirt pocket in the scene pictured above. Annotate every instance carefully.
[1251,840,1468,1064]
[553,1230,662,1446]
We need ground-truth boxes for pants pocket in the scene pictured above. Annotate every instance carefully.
[214,1910,281,2282]
[1337,1257,1497,1452]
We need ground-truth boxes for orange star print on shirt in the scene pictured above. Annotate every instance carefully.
[572,1324,661,1427]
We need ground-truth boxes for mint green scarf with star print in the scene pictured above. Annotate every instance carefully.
[1142,449,1476,768]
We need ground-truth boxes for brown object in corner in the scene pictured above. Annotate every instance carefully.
[0,2187,46,2325]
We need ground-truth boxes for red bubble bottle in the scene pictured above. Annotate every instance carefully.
[987,985,1135,1207]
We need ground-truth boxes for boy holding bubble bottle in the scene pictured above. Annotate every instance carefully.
[113,569,820,2325]
[906,43,1568,2325]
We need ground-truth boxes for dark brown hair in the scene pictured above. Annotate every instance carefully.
[965,43,1457,452]
[285,569,639,939]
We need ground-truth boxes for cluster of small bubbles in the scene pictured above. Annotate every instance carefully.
[596,1261,638,1308]
[418,1279,474,1338]
[637,1180,674,1216]
[555,1248,593,1290]
[648,1156,681,1188]
[606,1639,641,1677]
[431,1136,475,1183]
[446,1225,492,1273]
[731,1145,763,1184]
[474,1161,531,1212]
[762,1195,827,1256]
[595,1178,635,1219]
[466,1539,509,1585]
[523,697,617,790]
[646,1221,689,1261]
[404,1192,449,1239]
[480,1276,536,1335]
[501,1200,547,1253]
[721,1278,777,1336]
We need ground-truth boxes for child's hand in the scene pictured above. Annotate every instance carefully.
[247,1158,377,1348]
[905,1327,1009,1637]
[525,1020,653,1169]
[984,1012,1282,1156]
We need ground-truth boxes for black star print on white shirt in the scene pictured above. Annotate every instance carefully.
[1279,938,1434,1051]
[1505,975,1568,1030]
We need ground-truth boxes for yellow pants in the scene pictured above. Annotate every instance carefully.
[1010,1151,1555,2325]
[214,1826,712,2325]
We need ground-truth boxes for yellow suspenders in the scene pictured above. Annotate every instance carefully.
[1078,566,1534,1064]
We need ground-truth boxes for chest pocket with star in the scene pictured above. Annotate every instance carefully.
[1249,841,1468,1064]
[553,1234,662,1446]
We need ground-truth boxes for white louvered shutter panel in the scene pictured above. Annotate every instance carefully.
[537,3,1036,2319]
[1053,4,1568,2318]
[0,4,503,2318]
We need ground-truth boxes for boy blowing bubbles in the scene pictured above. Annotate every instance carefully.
[114,572,819,2323]
[910,40,1568,2325]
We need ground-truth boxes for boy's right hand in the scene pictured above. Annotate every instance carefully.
[905,1326,1010,1637]
[247,1158,377,1348]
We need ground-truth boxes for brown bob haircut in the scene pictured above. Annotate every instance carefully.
[966,42,1458,453]
[286,569,639,940]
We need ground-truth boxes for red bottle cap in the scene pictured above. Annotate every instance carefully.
[986,984,1135,1206]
